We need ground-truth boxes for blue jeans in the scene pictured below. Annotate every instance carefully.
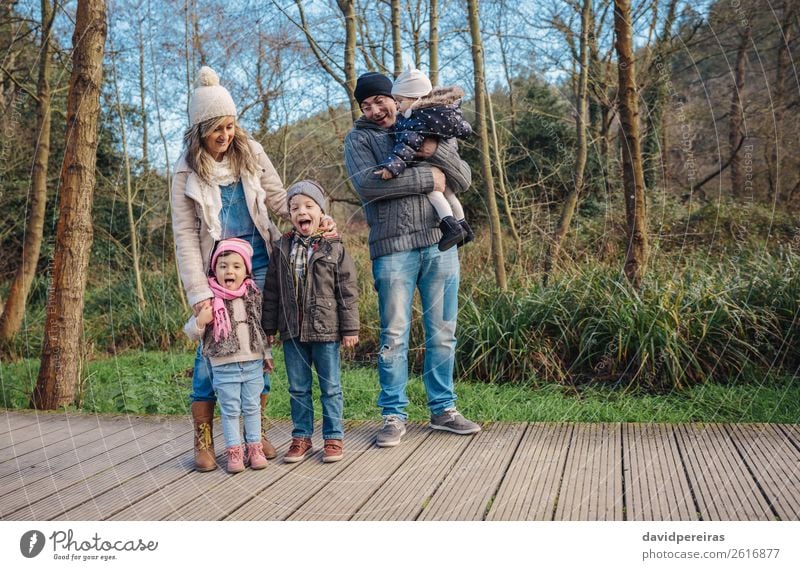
[372,245,460,419]
[190,232,270,403]
[283,339,344,440]
[212,360,263,448]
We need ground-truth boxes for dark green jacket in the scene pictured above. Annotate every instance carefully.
[261,235,359,342]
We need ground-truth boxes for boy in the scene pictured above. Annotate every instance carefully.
[262,180,359,463]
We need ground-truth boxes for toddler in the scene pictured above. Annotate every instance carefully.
[184,238,273,473]
[374,67,475,251]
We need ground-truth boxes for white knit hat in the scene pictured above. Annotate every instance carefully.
[188,66,237,126]
[391,67,432,99]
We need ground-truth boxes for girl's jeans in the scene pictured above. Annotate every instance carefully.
[283,339,344,440]
[212,359,263,448]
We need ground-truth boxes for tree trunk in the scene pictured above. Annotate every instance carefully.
[391,0,403,76]
[0,0,55,342]
[729,29,749,198]
[485,70,520,250]
[614,0,648,289]
[429,0,439,85]
[32,0,107,409]
[771,1,792,202]
[339,0,359,121]
[467,0,506,290]
[544,0,590,283]
[110,37,146,310]
[137,14,148,168]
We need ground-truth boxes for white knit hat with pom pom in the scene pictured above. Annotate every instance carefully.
[188,66,237,126]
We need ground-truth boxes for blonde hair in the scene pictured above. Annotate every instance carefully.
[182,116,257,183]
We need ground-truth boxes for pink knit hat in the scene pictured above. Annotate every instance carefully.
[211,238,253,274]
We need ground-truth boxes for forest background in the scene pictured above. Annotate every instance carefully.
[0,0,798,420]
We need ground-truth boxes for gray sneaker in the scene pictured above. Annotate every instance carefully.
[430,408,481,435]
[376,415,407,447]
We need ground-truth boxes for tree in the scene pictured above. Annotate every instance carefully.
[0,0,56,342]
[543,0,591,283]
[613,0,648,288]
[429,0,439,84]
[468,0,506,290]
[32,0,107,409]
[391,0,403,76]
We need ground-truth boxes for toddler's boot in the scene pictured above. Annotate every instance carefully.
[457,219,475,247]
[225,444,245,474]
[438,216,468,251]
[246,442,268,470]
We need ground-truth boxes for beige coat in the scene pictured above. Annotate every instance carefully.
[171,139,289,308]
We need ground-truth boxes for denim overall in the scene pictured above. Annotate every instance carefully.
[190,180,270,403]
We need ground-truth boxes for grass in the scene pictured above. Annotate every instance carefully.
[2,350,798,423]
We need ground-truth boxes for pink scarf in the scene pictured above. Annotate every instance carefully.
[207,277,258,342]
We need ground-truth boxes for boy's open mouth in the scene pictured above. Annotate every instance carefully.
[298,219,312,232]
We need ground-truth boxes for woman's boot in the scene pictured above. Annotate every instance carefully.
[191,401,218,471]
[259,394,277,459]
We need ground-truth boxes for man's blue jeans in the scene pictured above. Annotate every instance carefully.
[283,339,344,440]
[371,245,460,419]
[211,359,263,448]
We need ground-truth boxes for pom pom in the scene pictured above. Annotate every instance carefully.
[196,66,220,88]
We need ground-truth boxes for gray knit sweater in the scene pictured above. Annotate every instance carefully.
[344,116,472,259]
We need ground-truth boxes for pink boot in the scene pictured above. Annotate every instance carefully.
[226,445,245,474]
[246,442,268,470]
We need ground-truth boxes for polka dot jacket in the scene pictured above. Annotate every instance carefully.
[380,85,473,177]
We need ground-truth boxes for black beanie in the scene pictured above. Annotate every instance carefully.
[354,72,393,105]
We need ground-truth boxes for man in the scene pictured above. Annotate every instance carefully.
[343,71,481,447]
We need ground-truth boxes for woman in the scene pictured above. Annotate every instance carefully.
[171,66,333,471]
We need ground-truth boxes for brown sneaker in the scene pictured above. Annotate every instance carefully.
[283,437,313,463]
[322,439,343,463]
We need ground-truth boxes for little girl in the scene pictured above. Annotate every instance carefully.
[184,238,273,473]
[374,66,474,251]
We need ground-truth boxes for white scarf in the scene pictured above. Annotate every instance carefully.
[199,156,239,240]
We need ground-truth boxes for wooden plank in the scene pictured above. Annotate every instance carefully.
[0,411,57,435]
[225,423,379,521]
[160,423,301,521]
[0,414,89,451]
[0,419,178,518]
[554,423,623,521]
[727,424,800,520]
[287,424,431,521]
[487,423,572,521]
[675,424,774,520]
[9,424,192,520]
[56,449,196,521]
[0,417,157,488]
[0,419,104,464]
[108,421,295,520]
[351,428,474,520]
[418,423,524,521]
[623,423,697,521]
[780,424,800,448]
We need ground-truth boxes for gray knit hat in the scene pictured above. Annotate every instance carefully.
[286,180,327,214]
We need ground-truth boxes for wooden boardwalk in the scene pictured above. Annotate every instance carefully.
[1,410,798,521]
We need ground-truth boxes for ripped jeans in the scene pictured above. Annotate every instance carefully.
[371,245,460,419]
